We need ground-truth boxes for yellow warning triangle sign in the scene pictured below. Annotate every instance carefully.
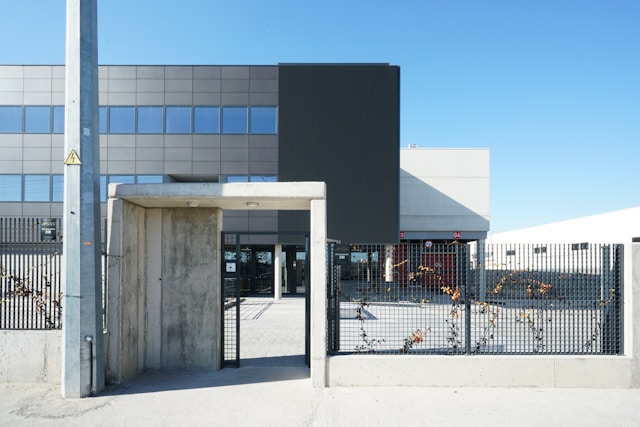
[64,149,82,165]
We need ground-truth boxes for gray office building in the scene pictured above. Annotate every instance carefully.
[0,63,401,294]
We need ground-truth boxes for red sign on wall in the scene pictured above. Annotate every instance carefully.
[453,231,461,239]
[400,231,405,239]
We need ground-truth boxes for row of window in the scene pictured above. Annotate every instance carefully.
[0,105,277,135]
[0,174,278,202]
[505,243,590,256]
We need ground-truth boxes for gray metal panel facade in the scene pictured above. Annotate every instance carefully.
[278,64,400,243]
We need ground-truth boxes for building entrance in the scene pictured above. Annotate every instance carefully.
[221,232,310,368]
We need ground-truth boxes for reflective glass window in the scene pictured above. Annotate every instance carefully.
[0,106,22,133]
[24,175,50,201]
[137,106,163,133]
[100,175,107,202]
[109,175,135,184]
[53,106,64,134]
[194,106,219,134]
[226,175,249,183]
[99,106,107,133]
[109,106,135,133]
[222,107,247,134]
[0,175,22,201]
[250,107,277,134]
[25,106,51,133]
[249,175,277,182]
[165,106,191,133]
[52,175,64,202]
[136,175,163,184]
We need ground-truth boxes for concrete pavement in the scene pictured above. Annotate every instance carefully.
[2,296,640,426]
[2,369,640,427]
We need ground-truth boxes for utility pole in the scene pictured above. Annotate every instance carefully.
[62,0,103,398]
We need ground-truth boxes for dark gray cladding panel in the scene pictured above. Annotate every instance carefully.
[278,64,400,243]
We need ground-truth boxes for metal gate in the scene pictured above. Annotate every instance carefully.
[221,232,310,367]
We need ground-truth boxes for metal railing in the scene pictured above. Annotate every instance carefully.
[0,217,109,330]
[328,242,624,355]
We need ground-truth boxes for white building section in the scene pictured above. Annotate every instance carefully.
[490,206,640,244]
[400,148,490,241]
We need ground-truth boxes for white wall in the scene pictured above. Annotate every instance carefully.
[400,148,490,236]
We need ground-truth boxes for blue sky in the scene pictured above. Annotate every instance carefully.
[2,0,639,232]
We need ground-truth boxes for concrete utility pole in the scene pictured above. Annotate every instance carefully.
[62,0,103,398]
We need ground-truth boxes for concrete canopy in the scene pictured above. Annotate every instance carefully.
[109,182,326,210]
[106,181,328,387]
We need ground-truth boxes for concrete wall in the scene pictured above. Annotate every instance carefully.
[400,148,490,240]
[106,199,222,384]
[0,330,61,383]
[159,208,221,370]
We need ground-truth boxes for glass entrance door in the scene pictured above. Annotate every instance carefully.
[225,245,274,296]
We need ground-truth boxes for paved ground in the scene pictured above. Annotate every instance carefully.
[2,296,640,426]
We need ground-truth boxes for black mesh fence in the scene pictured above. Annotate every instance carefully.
[328,242,624,355]
[1,217,109,330]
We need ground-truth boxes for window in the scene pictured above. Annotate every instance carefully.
[109,106,135,133]
[222,107,247,134]
[534,246,547,254]
[24,175,50,201]
[25,106,51,133]
[99,106,108,133]
[0,106,22,133]
[137,106,163,133]
[572,242,589,251]
[52,175,64,202]
[0,175,21,201]
[250,106,277,134]
[506,250,516,256]
[226,175,249,183]
[136,175,163,184]
[100,175,107,202]
[165,106,191,133]
[194,106,219,133]
[249,175,277,182]
[109,175,135,184]
[53,106,64,133]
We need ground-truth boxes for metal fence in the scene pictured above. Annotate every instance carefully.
[0,217,108,330]
[328,242,623,356]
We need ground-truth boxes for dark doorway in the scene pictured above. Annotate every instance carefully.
[225,246,274,296]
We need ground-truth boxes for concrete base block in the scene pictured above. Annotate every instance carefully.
[0,330,61,383]
[328,355,633,388]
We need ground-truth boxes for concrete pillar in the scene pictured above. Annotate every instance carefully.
[286,247,296,294]
[62,0,103,398]
[385,245,393,282]
[310,198,327,387]
[274,244,282,300]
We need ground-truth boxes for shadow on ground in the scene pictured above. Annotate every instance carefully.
[100,355,309,397]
